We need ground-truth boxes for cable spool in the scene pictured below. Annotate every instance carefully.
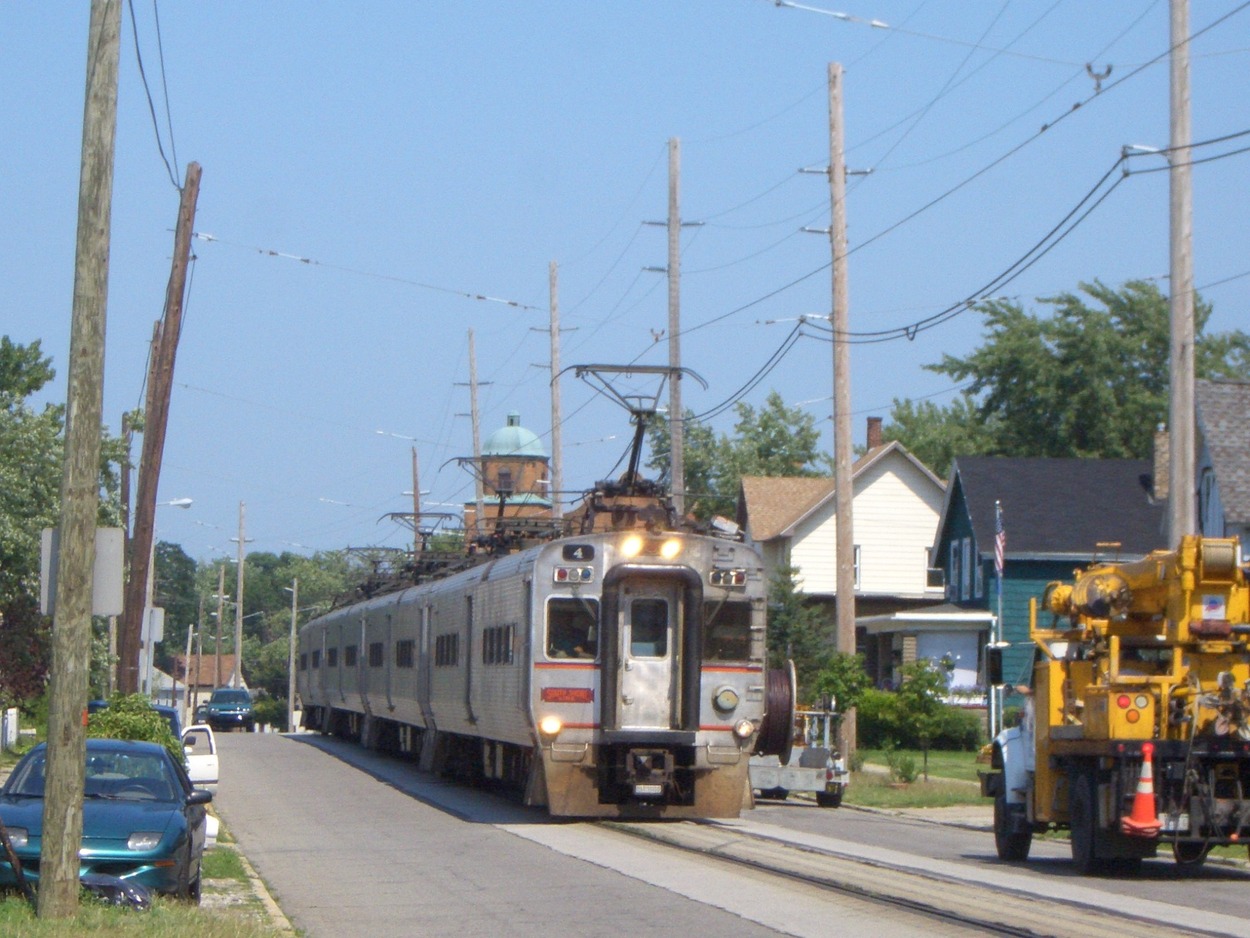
[753,660,797,764]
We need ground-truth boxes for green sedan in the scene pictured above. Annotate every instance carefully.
[0,738,212,902]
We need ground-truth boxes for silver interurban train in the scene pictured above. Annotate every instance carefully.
[297,476,793,818]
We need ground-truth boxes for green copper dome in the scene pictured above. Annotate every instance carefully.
[483,413,547,458]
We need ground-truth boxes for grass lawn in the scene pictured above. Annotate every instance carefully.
[0,825,286,936]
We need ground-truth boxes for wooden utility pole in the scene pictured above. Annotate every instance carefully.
[1167,0,1195,547]
[119,161,202,693]
[667,138,684,517]
[411,447,422,553]
[828,63,857,760]
[40,0,120,917]
[549,261,563,519]
[469,330,485,537]
[214,564,225,688]
[232,501,247,687]
[287,577,298,733]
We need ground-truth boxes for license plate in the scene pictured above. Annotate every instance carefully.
[1159,812,1189,833]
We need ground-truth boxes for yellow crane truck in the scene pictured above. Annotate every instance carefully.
[981,535,1250,873]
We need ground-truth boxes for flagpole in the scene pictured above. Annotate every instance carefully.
[993,500,1005,740]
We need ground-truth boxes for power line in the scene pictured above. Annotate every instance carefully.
[126,0,180,190]
[190,233,542,311]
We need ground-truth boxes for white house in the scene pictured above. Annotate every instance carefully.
[736,418,950,688]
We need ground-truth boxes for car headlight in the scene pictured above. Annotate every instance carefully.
[6,827,27,849]
[127,832,163,851]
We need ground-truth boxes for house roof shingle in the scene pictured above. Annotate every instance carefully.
[738,476,830,541]
[174,653,240,688]
[1197,379,1250,525]
[950,456,1164,559]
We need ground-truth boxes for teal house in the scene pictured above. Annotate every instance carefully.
[931,457,1165,700]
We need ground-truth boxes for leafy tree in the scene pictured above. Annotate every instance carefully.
[766,563,831,702]
[648,391,829,518]
[884,280,1250,475]
[892,658,950,781]
[810,651,872,714]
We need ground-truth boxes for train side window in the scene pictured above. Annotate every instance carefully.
[344,644,358,667]
[369,642,384,667]
[630,599,668,657]
[395,639,415,668]
[312,650,320,669]
[703,601,751,662]
[547,598,598,659]
[327,648,338,667]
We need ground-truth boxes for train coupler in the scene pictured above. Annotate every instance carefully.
[625,748,674,799]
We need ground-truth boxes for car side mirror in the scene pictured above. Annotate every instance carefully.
[188,789,213,806]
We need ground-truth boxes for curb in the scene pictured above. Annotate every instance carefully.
[229,844,295,933]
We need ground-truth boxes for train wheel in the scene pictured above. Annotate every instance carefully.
[993,791,1032,861]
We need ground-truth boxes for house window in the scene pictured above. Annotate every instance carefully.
[974,560,984,599]
[853,545,862,590]
[960,539,972,600]
[948,541,961,601]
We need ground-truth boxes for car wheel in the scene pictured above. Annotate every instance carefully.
[816,789,843,808]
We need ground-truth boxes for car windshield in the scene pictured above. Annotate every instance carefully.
[211,690,250,705]
[6,748,178,802]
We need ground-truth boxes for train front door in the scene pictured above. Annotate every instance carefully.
[618,579,681,729]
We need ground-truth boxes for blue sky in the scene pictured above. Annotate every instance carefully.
[4,2,1248,562]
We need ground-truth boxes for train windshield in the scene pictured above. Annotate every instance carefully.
[547,597,599,659]
[704,600,751,662]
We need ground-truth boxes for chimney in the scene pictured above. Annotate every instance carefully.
[866,416,883,450]
[1153,424,1169,502]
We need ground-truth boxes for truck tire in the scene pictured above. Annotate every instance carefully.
[1173,841,1210,870]
[993,791,1031,861]
[1069,768,1103,874]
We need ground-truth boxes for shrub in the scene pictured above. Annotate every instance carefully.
[885,748,919,784]
[252,696,286,731]
[854,686,985,750]
[86,693,183,764]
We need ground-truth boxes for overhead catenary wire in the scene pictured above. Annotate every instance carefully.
[190,233,542,312]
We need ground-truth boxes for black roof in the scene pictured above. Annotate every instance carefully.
[951,456,1165,559]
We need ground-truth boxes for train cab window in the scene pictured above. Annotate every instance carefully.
[630,598,668,658]
[547,597,598,660]
[703,601,751,662]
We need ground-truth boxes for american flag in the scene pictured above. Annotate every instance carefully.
[994,501,1006,577]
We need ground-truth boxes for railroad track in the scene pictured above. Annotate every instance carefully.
[606,817,1247,938]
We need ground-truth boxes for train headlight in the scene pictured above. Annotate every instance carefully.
[538,715,563,738]
[659,538,682,560]
[620,534,644,558]
[712,686,740,713]
[733,719,756,739]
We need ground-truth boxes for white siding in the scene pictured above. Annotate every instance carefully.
[765,450,944,599]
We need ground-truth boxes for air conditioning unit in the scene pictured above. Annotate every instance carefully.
[926,567,945,589]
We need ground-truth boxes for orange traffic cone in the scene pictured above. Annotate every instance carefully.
[1121,742,1161,837]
